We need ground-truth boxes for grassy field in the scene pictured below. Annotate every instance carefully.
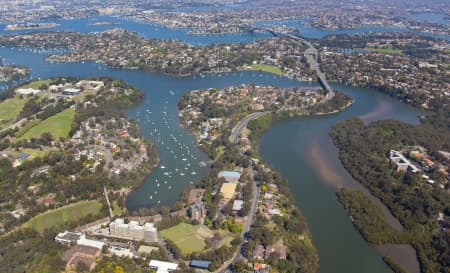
[215,145,225,161]
[112,200,123,216]
[19,108,75,140]
[216,232,236,248]
[250,64,284,75]
[365,45,402,55]
[160,223,213,255]
[20,79,52,89]
[0,97,28,128]
[24,200,102,233]
[15,119,41,138]
[20,148,48,159]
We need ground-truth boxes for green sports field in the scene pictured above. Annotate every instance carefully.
[24,200,102,233]
[160,223,213,254]
[365,45,402,55]
[20,79,52,89]
[0,97,28,128]
[250,63,284,75]
[19,108,75,140]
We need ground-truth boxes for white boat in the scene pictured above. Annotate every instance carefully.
[160,165,166,169]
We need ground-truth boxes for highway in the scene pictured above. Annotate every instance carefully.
[283,33,335,99]
[253,28,335,100]
[229,111,269,144]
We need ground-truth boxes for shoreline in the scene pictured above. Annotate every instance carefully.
[5,23,60,31]
[376,244,421,273]
[308,139,404,231]
[174,87,353,272]
[308,135,422,273]
[246,100,422,273]
[0,76,159,233]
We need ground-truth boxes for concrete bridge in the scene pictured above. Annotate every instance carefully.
[249,27,335,99]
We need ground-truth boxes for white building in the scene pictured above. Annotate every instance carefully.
[54,231,82,245]
[232,200,244,211]
[149,260,178,273]
[109,218,157,242]
[77,233,105,249]
[389,150,419,173]
[143,222,158,242]
[16,88,41,95]
[63,88,81,96]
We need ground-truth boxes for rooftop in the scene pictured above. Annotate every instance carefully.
[149,260,178,273]
[218,170,241,179]
[77,234,104,249]
[233,200,244,211]
[190,260,211,269]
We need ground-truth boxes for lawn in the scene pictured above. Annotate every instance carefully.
[20,79,52,89]
[20,148,48,159]
[160,223,213,255]
[15,119,41,138]
[0,97,28,128]
[112,200,123,216]
[215,145,225,161]
[19,108,75,140]
[24,200,102,233]
[250,64,284,75]
[365,45,402,55]
[216,232,236,248]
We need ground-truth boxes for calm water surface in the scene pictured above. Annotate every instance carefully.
[0,16,430,273]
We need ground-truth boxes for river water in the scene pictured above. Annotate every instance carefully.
[0,15,432,273]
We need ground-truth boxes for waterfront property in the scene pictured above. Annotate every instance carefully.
[109,218,158,242]
[388,150,419,173]
[0,18,434,272]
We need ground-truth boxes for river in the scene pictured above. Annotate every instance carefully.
[0,15,433,273]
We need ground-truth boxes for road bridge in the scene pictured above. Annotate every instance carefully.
[251,27,335,99]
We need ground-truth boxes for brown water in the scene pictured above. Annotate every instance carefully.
[260,84,423,273]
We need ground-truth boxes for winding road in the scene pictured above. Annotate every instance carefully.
[229,111,269,144]
[215,114,266,273]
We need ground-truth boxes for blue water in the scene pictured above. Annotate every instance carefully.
[405,12,450,26]
[1,14,448,44]
[0,15,431,273]
[0,16,271,46]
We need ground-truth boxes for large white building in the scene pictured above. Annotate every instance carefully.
[149,260,178,273]
[389,150,419,173]
[109,218,158,242]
